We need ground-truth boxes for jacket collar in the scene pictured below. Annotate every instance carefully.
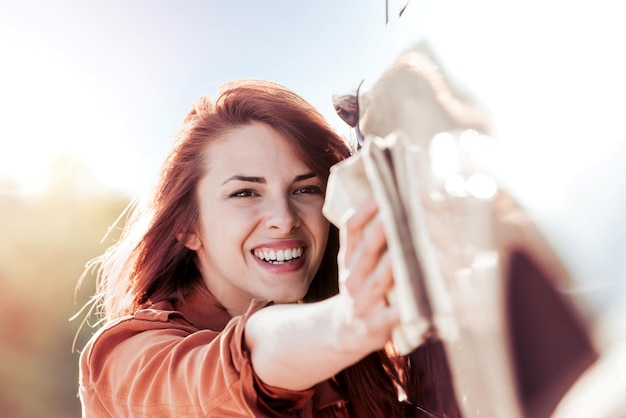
[158,282,233,332]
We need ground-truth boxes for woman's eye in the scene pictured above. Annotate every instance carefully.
[229,189,258,198]
[294,185,324,195]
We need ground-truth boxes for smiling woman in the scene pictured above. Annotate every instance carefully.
[75,79,433,418]
[0,26,136,195]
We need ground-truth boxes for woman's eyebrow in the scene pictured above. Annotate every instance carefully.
[294,172,316,182]
[221,175,265,185]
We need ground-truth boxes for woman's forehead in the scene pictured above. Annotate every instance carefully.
[203,123,311,179]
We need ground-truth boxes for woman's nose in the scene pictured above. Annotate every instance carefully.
[264,196,301,232]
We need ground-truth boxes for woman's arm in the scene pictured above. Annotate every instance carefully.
[245,198,400,391]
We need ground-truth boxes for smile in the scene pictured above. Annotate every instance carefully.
[253,247,304,264]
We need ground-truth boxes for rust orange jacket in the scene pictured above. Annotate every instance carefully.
[78,286,350,417]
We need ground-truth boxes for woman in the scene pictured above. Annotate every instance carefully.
[78,79,427,417]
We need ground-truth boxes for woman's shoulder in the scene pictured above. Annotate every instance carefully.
[78,302,253,416]
[80,302,202,364]
[104,300,197,334]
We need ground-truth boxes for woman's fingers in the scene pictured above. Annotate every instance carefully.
[339,197,379,268]
[340,215,387,294]
[336,197,399,349]
[338,253,399,350]
[351,252,393,316]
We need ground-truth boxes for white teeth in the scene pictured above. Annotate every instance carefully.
[254,247,304,264]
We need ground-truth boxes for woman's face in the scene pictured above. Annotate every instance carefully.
[186,122,330,315]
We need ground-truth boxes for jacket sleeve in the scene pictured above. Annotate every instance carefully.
[79,300,314,417]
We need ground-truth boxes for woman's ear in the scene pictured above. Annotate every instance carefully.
[178,232,202,250]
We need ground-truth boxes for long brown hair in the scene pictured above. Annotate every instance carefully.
[86,79,411,417]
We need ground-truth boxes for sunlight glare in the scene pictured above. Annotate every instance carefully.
[0,26,137,195]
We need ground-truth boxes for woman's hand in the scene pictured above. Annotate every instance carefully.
[334,197,400,354]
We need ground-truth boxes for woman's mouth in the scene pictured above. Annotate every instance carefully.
[253,247,304,264]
